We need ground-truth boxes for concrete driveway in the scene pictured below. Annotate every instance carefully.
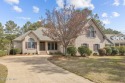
[0,55,93,83]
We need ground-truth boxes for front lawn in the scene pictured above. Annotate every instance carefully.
[49,56,125,83]
[0,64,8,83]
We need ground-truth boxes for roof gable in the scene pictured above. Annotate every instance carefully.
[13,27,54,41]
[13,31,31,41]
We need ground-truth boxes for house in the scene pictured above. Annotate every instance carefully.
[13,19,110,55]
[106,34,125,46]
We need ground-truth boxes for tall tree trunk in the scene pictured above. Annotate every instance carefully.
[63,45,67,56]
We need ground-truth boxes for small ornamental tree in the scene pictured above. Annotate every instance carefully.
[42,2,91,55]
[67,46,77,56]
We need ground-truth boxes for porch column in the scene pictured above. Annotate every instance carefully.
[37,42,40,54]
[45,42,48,51]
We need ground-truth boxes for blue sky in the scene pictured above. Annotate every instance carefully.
[0,0,125,33]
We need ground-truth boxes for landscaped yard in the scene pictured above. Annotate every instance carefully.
[0,64,8,83]
[49,56,125,83]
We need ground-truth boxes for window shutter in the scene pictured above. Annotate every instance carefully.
[87,30,90,37]
[35,42,37,49]
[93,44,96,51]
[93,31,95,37]
[98,44,100,50]
[26,42,27,49]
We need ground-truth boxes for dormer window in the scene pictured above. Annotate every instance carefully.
[87,26,95,37]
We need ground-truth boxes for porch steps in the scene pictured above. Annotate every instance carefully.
[39,51,48,55]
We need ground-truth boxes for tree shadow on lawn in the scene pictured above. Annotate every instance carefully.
[2,56,69,75]
[50,57,125,83]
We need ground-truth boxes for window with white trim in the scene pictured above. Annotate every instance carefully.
[27,38,36,49]
[88,26,95,37]
[48,42,57,50]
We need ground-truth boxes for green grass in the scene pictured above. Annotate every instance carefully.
[49,56,125,83]
[0,64,8,83]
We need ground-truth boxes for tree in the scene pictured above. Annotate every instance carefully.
[21,21,32,33]
[0,22,10,51]
[0,22,4,36]
[4,20,19,49]
[21,21,43,34]
[42,4,91,55]
[0,38,10,50]
[5,20,18,34]
[91,14,121,34]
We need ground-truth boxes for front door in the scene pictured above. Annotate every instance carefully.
[40,42,45,51]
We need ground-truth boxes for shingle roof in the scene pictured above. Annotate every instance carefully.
[33,27,53,41]
[13,31,31,41]
[13,27,54,41]
[106,34,125,44]
[13,19,111,42]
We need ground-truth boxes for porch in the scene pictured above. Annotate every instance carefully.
[39,42,58,54]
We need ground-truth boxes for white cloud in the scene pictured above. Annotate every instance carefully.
[113,0,120,6]
[123,0,125,5]
[33,6,39,13]
[112,12,120,17]
[102,19,111,24]
[56,0,94,10]
[56,0,64,8]
[102,13,108,18]
[13,6,22,13]
[4,0,19,5]
[16,17,31,20]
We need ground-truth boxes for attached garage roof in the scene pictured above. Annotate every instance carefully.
[106,34,125,44]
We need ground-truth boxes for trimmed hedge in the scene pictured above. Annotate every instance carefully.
[0,50,7,57]
[67,46,77,56]
[78,46,92,56]
[111,47,119,55]
[10,48,21,55]
[98,49,106,56]
[118,46,125,55]
[104,47,112,55]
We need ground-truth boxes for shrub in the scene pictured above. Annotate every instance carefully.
[78,46,92,56]
[118,46,125,55]
[67,46,77,56]
[10,49,17,55]
[104,47,112,55]
[9,48,21,55]
[88,50,92,56]
[93,53,98,56]
[98,49,106,56]
[0,50,7,57]
[16,48,21,54]
[111,47,119,55]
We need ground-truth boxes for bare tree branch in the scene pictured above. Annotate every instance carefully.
[42,3,91,55]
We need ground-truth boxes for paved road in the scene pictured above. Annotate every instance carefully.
[0,55,93,83]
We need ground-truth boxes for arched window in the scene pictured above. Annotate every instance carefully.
[88,26,95,37]
[27,38,36,49]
